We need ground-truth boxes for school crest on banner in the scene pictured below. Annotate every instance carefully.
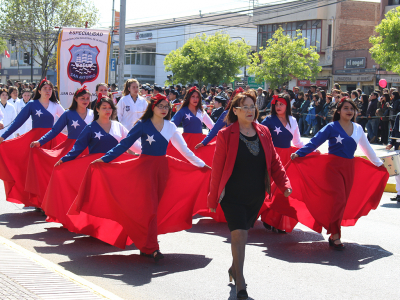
[68,44,100,85]
[57,28,111,108]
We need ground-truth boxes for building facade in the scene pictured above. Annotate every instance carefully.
[112,12,257,86]
[253,0,389,93]
[0,43,56,85]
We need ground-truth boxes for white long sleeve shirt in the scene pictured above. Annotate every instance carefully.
[116,94,148,130]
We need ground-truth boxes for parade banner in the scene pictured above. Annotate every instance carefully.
[57,28,111,108]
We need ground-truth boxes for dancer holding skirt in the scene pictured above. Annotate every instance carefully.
[41,94,140,248]
[69,94,211,261]
[0,78,65,206]
[269,98,389,250]
[26,86,94,206]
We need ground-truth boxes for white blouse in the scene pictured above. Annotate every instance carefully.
[161,120,205,167]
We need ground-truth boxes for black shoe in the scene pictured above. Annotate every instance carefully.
[263,222,272,230]
[390,195,400,202]
[328,237,345,251]
[140,250,164,262]
[237,289,248,299]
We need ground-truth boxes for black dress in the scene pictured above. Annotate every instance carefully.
[220,133,267,231]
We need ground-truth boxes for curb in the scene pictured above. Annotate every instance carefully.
[0,236,124,300]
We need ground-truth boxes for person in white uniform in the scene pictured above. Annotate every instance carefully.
[7,86,20,106]
[0,88,17,140]
[15,89,33,136]
[116,79,148,131]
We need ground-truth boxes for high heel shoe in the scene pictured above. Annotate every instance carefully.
[228,267,235,283]
[328,237,345,251]
[237,289,248,299]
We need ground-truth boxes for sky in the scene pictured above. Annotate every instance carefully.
[94,0,275,28]
[93,0,381,29]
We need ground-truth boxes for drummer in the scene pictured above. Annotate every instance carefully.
[386,112,400,202]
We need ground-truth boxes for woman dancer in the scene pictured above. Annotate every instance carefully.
[260,94,311,233]
[25,86,94,206]
[69,94,211,261]
[0,78,65,205]
[269,98,388,250]
[167,86,214,165]
[195,87,244,149]
[41,94,141,248]
[208,91,291,299]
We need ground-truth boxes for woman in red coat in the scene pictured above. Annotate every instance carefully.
[207,91,292,299]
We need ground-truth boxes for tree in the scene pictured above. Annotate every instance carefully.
[164,32,251,86]
[0,0,99,78]
[248,27,321,89]
[370,7,400,74]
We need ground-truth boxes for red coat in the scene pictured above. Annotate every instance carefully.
[207,121,291,209]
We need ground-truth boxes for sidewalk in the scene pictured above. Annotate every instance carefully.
[0,237,122,300]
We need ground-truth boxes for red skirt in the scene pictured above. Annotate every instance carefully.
[25,138,89,208]
[42,153,135,249]
[265,154,389,236]
[68,154,211,253]
[166,132,216,166]
[0,128,67,206]
[260,147,300,232]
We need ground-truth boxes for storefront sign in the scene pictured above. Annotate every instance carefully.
[333,75,374,82]
[297,80,329,87]
[383,75,400,83]
[135,32,153,40]
[345,57,366,69]
[335,68,375,74]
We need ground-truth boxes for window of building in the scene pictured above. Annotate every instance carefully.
[389,0,400,5]
[257,20,322,52]
[123,47,156,66]
[327,25,332,47]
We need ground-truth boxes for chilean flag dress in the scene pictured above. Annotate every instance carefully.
[0,100,66,206]
[259,115,308,232]
[41,120,141,249]
[69,119,211,254]
[265,121,389,237]
[25,109,94,207]
[167,106,215,165]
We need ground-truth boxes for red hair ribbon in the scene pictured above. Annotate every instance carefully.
[189,86,199,93]
[230,87,244,100]
[39,77,48,88]
[340,97,348,103]
[76,85,88,94]
[271,95,287,105]
[96,93,103,103]
[151,93,168,110]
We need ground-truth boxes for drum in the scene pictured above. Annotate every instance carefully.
[380,152,400,176]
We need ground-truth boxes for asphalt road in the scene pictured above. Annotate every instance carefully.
[0,181,399,300]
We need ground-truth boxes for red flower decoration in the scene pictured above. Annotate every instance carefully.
[151,93,169,110]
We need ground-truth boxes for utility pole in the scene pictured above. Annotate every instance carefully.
[30,41,33,82]
[109,0,115,83]
[118,0,126,90]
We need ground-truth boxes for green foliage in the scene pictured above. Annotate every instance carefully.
[0,38,7,53]
[0,0,99,76]
[248,27,321,89]
[370,7,400,74]
[164,32,251,86]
